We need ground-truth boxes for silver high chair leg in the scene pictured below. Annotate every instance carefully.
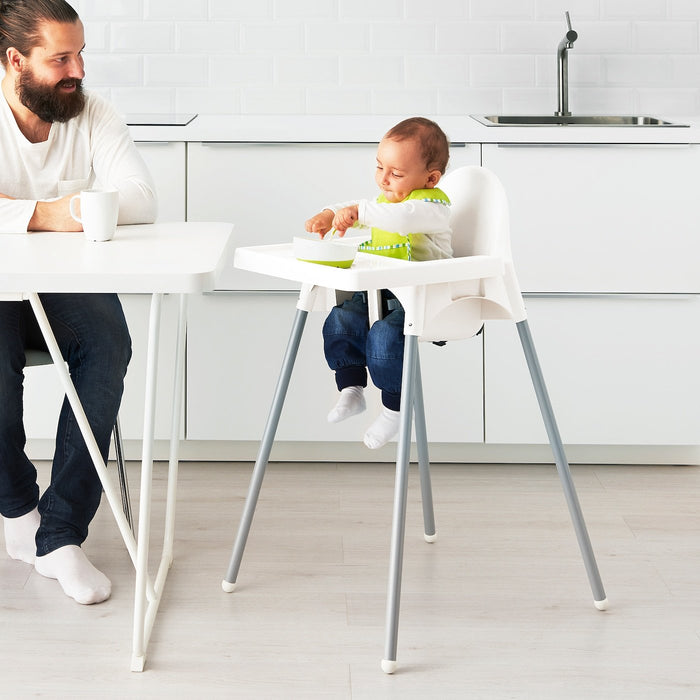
[221,308,309,592]
[382,333,420,674]
[516,319,607,608]
[412,350,436,541]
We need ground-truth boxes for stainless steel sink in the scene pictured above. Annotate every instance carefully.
[471,114,688,127]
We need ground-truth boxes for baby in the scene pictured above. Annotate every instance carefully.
[305,117,452,449]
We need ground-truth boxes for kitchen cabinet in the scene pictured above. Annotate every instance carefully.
[481,143,700,293]
[134,141,186,222]
[485,295,700,445]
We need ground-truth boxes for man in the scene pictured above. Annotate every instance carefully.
[0,0,157,604]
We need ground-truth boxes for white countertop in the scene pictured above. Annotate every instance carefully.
[128,113,700,145]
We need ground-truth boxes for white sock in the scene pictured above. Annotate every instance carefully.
[363,407,401,449]
[327,386,366,423]
[3,507,40,565]
[35,545,111,605]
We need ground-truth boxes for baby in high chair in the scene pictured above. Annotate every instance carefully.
[304,117,453,449]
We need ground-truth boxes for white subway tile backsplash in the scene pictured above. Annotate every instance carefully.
[71,1,700,117]
[635,22,698,53]
[437,22,501,53]
[405,55,469,87]
[112,87,176,115]
[209,0,273,20]
[177,23,239,53]
[241,23,305,53]
[145,0,207,21]
[339,0,404,20]
[370,23,437,52]
[471,0,534,20]
[602,0,667,20]
[274,0,338,20]
[471,55,536,87]
[111,23,173,52]
[144,55,208,86]
[276,56,339,86]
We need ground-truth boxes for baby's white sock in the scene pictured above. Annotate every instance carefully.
[3,507,40,565]
[363,407,401,449]
[327,386,366,423]
[35,545,111,605]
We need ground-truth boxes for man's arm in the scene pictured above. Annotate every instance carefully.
[28,195,82,232]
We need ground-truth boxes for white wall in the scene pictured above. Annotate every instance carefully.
[67,0,700,118]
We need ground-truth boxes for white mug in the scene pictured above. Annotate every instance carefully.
[69,189,119,242]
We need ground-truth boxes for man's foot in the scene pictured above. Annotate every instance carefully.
[35,545,111,605]
[327,386,366,423]
[363,407,401,449]
[3,507,40,565]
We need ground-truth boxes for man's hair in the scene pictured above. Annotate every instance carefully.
[0,0,78,67]
[384,117,450,174]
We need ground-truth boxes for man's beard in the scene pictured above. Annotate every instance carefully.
[17,68,85,123]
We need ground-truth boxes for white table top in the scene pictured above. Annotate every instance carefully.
[234,243,504,291]
[0,222,234,294]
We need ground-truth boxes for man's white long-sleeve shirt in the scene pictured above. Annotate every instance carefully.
[0,90,157,233]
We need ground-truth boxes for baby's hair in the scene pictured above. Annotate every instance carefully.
[384,117,450,174]
[0,0,78,67]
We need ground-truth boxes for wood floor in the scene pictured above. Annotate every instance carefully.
[1,460,699,699]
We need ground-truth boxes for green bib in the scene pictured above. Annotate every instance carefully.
[358,188,450,261]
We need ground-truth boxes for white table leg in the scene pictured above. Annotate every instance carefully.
[27,293,138,562]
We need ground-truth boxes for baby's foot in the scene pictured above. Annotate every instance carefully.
[35,545,111,605]
[327,386,366,423]
[3,507,40,564]
[363,407,401,449]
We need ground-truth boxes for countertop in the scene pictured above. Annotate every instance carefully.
[127,114,700,145]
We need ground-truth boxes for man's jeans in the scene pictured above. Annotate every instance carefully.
[322,291,405,412]
[0,294,131,555]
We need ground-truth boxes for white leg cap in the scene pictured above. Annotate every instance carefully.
[221,580,236,593]
[594,597,608,611]
[381,659,397,674]
[131,655,145,673]
[423,532,437,543]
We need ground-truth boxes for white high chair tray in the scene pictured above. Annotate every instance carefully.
[234,243,504,291]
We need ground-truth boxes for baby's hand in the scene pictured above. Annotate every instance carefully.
[305,209,334,238]
[332,205,358,235]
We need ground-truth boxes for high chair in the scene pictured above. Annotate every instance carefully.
[222,165,608,673]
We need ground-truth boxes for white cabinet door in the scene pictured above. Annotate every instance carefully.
[484,295,700,445]
[482,144,700,293]
[186,142,480,290]
[186,292,484,444]
[135,142,186,222]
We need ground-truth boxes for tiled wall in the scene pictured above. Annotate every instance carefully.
[68,1,700,117]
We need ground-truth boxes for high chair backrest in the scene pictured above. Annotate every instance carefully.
[439,165,511,262]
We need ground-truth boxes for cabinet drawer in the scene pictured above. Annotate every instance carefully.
[482,144,700,293]
[484,295,700,445]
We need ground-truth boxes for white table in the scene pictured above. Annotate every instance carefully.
[0,222,234,671]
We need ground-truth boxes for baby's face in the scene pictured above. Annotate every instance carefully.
[374,137,438,203]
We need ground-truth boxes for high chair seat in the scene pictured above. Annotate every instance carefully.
[222,166,607,674]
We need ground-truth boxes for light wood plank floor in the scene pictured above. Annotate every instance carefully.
[1,460,699,699]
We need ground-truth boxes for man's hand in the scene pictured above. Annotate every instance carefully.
[332,205,358,235]
[304,209,334,237]
[27,194,82,232]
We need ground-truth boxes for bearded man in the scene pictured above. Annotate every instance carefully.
[0,0,157,604]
